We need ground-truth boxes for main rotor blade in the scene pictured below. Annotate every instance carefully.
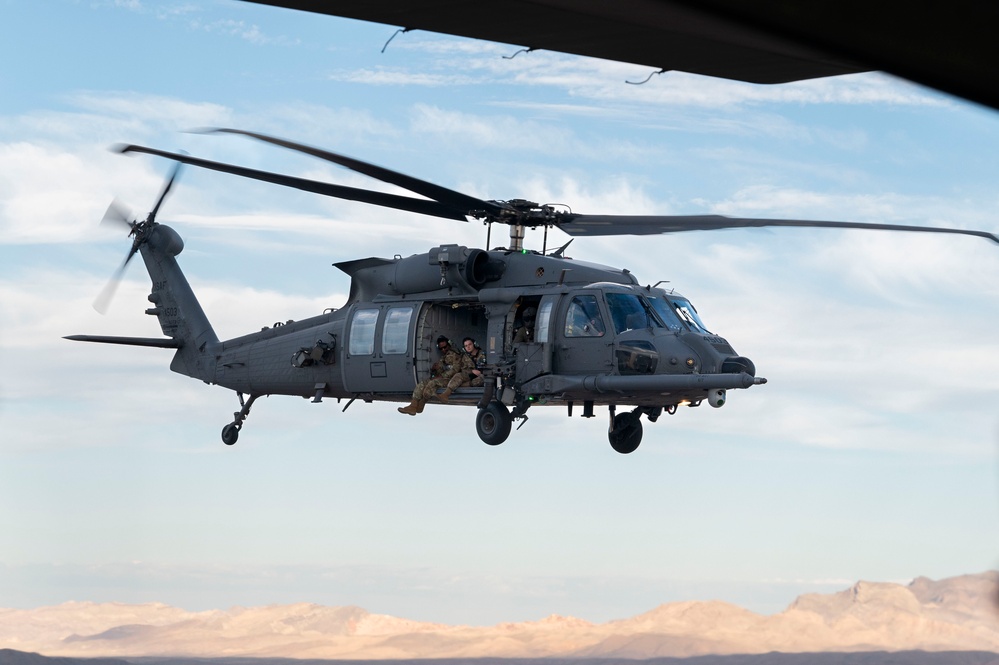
[557,214,999,244]
[204,128,507,218]
[93,247,138,314]
[115,144,470,222]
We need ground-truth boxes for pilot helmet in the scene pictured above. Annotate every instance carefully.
[522,306,537,323]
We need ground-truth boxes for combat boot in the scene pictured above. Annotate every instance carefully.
[439,388,453,403]
[398,399,424,415]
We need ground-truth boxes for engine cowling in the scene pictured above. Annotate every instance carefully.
[391,245,505,294]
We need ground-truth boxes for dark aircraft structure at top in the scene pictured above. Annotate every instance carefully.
[241,0,999,111]
[67,130,999,453]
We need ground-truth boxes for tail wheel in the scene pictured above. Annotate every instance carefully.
[609,412,643,454]
[476,401,512,446]
[221,423,239,446]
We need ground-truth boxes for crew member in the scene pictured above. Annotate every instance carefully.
[398,335,462,415]
[513,306,536,343]
[439,337,486,402]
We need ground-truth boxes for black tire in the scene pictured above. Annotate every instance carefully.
[609,412,643,454]
[476,401,512,446]
[221,424,239,446]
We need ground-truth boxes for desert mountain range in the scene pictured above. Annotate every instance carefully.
[1,572,997,660]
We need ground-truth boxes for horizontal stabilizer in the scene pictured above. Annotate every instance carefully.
[64,335,181,348]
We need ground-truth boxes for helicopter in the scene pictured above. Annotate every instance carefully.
[66,129,999,454]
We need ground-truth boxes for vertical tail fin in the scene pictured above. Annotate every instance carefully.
[139,223,219,382]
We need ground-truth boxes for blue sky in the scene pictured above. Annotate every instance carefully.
[2,0,999,626]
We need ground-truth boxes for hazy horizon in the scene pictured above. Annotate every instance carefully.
[0,560,881,623]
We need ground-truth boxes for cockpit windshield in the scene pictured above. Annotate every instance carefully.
[645,296,684,332]
[670,297,711,333]
[605,293,662,334]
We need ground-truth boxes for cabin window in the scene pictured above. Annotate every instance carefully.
[348,308,378,356]
[565,295,606,337]
[605,293,660,334]
[535,300,553,343]
[382,307,412,355]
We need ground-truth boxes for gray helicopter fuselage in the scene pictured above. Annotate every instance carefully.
[197,243,758,411]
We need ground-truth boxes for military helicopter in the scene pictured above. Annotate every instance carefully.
[67,129,999,453]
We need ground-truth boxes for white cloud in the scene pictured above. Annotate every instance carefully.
[190,19,296,46]
[331,68,479,87]
[500,174,662,217]
[99,1,294,46]
[407,104,655,164]
[65,92,233,132]
[0,95,418,246]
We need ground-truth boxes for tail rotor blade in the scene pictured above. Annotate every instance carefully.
[100,198,133,230]
[93,248,138,314]
[148,160,182,221]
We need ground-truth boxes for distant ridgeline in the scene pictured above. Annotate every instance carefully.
[0,649,130,665]
[1,573,997,660]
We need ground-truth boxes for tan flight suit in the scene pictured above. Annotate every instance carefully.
[446,348,486,391]
[411,345,462,400]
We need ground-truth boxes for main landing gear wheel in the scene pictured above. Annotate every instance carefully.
[476,401,512,446]
[609,412,643,454]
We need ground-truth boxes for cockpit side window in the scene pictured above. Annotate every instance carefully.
[564,295,606,337]
[605,293,660,334]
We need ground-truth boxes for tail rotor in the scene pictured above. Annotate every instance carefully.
[93,162,182,314]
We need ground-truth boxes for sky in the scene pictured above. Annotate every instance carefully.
[2,0,999,627]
